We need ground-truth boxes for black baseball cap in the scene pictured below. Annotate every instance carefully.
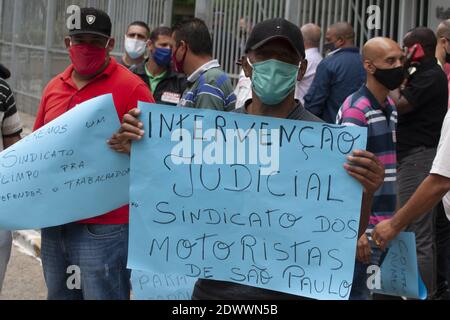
[68,7,112,38]
[245,18,305,58]
[0,64,11,79]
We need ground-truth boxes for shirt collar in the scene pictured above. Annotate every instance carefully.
[305,48,320,54]
[360,85,393,110]
[187,59,220,83]
[328,47,359,57]
[145,64,167,80]
[241,99,306,119]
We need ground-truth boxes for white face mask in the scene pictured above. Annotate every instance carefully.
[124,37,147,59]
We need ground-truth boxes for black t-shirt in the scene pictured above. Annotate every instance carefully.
[192,100,322,301]
[397,59,449,155]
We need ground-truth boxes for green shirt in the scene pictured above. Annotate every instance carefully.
[145,64,167,94]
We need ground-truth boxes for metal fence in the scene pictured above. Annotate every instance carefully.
[0,0,171,115]
[0,0,432,115]
[199,0,430,83]
[286,0,429,52]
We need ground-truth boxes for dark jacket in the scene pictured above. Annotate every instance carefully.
[131,59,187,106]
[304,47,366,124]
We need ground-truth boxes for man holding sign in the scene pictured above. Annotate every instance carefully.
[0,71,22,294]
[34,8,153,300]
[111,19,384,300]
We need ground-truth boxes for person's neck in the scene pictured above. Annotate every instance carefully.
[122,53,145,67]
[340,42,355,49]
[436,47,445,67]
[247,94,297,119]
[366,77,389,107]
[304,44,318,51]
[185,55,214,77]
[420,56,437,66]
[146,58,167,77]
[71,57,110,89]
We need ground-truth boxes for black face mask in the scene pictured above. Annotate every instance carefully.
[323,42,336,54]
[373,66,405,90]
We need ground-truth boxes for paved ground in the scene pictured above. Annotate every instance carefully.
[0,245,46,300]
[0,112,47,301]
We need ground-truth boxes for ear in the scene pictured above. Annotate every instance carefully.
[243,56,252,79]
[64,37,71,49]
[147,40,154,50]
[180,40,189,54]
[297,59,308,81]
[364,60,375,74]
[107,38,115,53]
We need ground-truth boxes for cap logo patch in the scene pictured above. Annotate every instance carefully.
[86,15,96,25]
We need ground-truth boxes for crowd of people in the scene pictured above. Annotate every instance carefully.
[1,6,450,301]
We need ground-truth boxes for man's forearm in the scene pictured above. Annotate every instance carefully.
[359,192,373,237]
[3,134,21,149]
[391,174,450,231]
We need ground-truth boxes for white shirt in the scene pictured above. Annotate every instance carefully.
[234,70,252,110]
[430,110,450,220]
[295,48,323,105]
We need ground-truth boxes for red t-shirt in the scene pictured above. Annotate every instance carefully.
[34,57,154,225]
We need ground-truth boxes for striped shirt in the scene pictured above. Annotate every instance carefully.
[0,78,22,151]
[337,86,397,228]
[179,60,236,111]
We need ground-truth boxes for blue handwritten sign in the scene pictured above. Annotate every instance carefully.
[129,103,367,300]
[131,270,196,300]
[373,233,427,300]
[0,94,129,230]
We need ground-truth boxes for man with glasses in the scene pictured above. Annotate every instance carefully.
[34,7,153,300]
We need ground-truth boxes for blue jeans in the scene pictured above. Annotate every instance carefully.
[350,239,384,300]
[41,223,130,300]
[0,230,12,293]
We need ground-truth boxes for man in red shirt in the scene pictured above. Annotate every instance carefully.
[34,8,154,300]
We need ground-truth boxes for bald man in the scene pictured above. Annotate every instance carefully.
[295,23,323,104]
[337,37,405,300]
[304,22,366,123]
[437,20,450,68]
[436,20,450,110]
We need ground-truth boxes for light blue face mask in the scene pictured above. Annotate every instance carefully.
[248,58,300,106]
